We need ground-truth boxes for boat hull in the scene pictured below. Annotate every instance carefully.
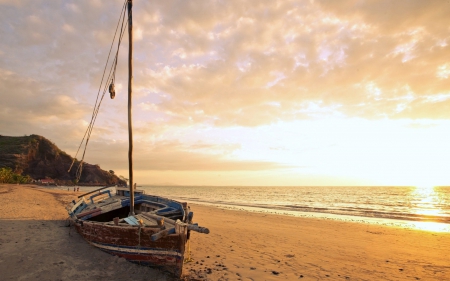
[73,220,187,277]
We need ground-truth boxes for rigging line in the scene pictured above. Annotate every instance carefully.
[75,9,131,182]
[70,4,127,176]
[74,0,128,157]
[78,8,129,160]
[80,0,130,148]
[112,3,128,82]
[80,6,130,146]
[69,0,128,173]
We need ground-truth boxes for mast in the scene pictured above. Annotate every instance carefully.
[127,0,134,216]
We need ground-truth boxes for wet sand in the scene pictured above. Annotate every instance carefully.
[1,184,449,280]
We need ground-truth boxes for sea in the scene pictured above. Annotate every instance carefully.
[63,185,450,232]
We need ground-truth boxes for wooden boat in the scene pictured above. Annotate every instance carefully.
[68,186,208,277]
[67,0,209,277]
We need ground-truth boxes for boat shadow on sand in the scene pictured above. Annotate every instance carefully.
[0,219,181,281]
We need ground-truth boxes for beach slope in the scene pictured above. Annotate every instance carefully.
[185,204,450,281]
[0,185,170,281]
[0,184,449,281]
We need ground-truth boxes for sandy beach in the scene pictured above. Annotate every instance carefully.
[1,185,449,281]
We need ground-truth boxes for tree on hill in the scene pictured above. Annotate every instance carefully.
[0,134,127,186]
[0,167,32,184]
[119,175,128,184]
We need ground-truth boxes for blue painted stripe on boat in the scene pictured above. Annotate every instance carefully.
[79,210,103,221]
[73,202,87,215]
[156,207,174,213]
[90,241,182,257]
[96,247,182,259]
[92,241,182,252]
[167,201,182,209]
[124,216,139,225]
[89,190,112,203]
[119,195,184,216]
[121,195,145,207]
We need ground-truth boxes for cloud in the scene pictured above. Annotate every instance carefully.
[129,0,450,126]
[80,139,290,172]
[0,69,85,120]
[3,0,450,134]
[316,0,448,35]
[1,0,450,185]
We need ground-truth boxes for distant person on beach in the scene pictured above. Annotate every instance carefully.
[73,187,76,192]
[67,187,69,191]
[77,187,79,192]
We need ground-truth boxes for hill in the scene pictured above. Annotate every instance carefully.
[0,134,126,186]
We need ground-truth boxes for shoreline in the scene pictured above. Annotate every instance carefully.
[128,185,450,230]
[48,184,450,233]
[1,184,449,280]
[190,201,450,233]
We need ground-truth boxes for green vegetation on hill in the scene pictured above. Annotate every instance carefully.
[0,167,32,184]
[0,134,126,186]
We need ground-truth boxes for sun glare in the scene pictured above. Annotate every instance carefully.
[412,185,442,217]
[408,221,450,233]
[406,185,450,232]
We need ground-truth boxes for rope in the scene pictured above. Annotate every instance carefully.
[138,225,142,248]
[69,0,130,183]
[69,0,127,170]
[184,239,194,263]
[112,6,127,85]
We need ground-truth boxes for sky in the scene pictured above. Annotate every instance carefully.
[1,0,450,186]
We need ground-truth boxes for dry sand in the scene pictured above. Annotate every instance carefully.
[1,184,449,281]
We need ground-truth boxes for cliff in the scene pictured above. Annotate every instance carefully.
[0,134,126,186]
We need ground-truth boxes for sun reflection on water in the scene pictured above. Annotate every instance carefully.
[409,185,449,232]
[412,185,442,216]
